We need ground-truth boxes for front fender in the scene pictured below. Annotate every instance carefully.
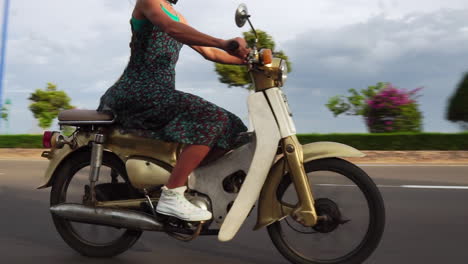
[303,141,365,163]
[254,141,365,230]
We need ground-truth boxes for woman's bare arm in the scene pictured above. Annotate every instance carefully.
[176,15,246,65]
[192,47,246,65]
[138,0,227,49]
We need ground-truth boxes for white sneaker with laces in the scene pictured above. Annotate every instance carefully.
[156,186,212,221]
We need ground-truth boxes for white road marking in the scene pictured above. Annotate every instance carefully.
[316,184,468,190]
[316,184,356,187]
[400,185,468,190]
[358,164,468,167]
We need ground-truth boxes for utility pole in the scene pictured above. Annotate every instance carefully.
[0,0,11,129]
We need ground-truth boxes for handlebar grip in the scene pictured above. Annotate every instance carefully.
[227,41,240,52]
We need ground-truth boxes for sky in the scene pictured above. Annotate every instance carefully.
[1,0,467,134]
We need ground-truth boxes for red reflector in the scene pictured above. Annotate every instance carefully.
[43,131,53,148]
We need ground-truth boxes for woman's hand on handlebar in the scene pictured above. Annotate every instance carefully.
[223,37,250,63]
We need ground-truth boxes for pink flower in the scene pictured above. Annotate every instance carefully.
[409,87,423,95]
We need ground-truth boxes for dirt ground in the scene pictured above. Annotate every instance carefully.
[0,148,467,164]
[345,150,468,164]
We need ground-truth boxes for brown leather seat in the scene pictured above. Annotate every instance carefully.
[58,110,115,125]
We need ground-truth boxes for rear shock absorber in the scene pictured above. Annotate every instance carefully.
[88,133,105,204]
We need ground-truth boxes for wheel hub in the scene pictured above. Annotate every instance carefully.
[313,198,346,233]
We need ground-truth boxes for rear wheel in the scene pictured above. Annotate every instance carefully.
[50,151,142,258]
[267,158,385,264]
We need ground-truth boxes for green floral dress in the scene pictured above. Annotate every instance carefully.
[97,17,248,150]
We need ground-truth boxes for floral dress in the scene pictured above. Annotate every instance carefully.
[97,17,248,150]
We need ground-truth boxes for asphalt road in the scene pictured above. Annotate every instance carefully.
[1,160,468,263]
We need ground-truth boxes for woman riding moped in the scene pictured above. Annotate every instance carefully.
[97,0,250,222]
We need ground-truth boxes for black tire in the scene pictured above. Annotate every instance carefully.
[267,158,385,264]
[50,151,143,258]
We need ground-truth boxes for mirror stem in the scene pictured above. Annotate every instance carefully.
[247,18,258,40]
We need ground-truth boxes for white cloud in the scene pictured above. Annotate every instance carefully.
[311,89,323,97]
[5,89,31,94]
[284,9,468,132]
[32,56,49,65]
[85,80,113,93]
[2,1,468,133]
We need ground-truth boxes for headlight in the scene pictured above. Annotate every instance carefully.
[278,59,288,86]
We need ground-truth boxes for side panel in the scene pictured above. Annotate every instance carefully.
[254,157,291,230]
[218,92,281,242]
[126,159,172,189]
[38,129,181,189]
[105,129,180,167]
[188,140,256,228]
[254,141,365,229]
[264,88,296,138]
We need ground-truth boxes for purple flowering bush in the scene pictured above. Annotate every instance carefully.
[326,82,423,133]
[364,84,423,133]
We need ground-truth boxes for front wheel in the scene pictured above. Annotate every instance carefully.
[267,158,385,264]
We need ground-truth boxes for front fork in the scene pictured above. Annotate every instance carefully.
[254,135,318,230]
[282,136,318,227]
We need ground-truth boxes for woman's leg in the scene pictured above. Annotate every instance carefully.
[199,147,229,166]
[165,144,211,189]
[157,144,213,221]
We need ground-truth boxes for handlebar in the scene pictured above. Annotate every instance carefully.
[227,40,240,52]
[226,40,265,66]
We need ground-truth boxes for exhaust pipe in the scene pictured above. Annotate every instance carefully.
[50,204,164,231]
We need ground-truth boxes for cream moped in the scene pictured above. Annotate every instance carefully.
[40,4,385,263]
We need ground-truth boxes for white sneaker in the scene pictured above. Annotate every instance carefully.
[156,186,212,221]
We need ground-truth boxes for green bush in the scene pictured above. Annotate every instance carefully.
[1,133,468,150]
[364,85,423,133]
[297,133,468,150]
[0,135,43,148]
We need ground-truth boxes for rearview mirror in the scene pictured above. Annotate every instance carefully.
[235,4,249,28]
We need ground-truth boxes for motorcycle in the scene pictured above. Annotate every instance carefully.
[39,4,385,264]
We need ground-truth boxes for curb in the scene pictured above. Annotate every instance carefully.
[0,149,45,160]
[345,151,468,164]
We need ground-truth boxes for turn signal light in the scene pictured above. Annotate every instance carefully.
[261,49,273,65]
